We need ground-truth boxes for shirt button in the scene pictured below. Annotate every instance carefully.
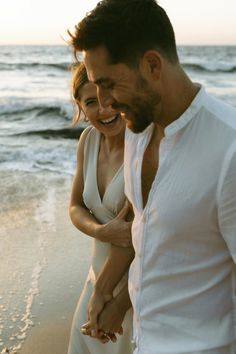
[135,287,139,291]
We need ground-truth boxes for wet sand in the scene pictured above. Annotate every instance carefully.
[0,172,91,353]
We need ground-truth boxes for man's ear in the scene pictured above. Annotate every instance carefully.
[140,50,162,79]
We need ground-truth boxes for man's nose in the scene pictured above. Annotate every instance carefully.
[97,86,114,109]
[98,105,114,115]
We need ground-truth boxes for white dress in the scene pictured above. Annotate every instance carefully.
[68,127,133,354]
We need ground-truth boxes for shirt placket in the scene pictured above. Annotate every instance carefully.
[131,137,146,349]
[134,134,175,351]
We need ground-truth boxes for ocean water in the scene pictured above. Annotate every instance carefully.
[0,45,236,353]
[0,45,236,176]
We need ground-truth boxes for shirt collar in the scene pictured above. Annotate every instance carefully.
[164,84,206,137]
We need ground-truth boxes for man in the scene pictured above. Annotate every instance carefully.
[69,0,236,353]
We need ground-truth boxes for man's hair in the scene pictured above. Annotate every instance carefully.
[69,0,178,66]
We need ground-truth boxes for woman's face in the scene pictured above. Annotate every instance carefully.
[78,82,125,137]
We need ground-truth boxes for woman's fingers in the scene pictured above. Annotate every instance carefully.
[118,326,123,335]
[108,333,117,342]
[81,321,92,335]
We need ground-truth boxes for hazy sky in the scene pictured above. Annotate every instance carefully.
[0,0,236,45]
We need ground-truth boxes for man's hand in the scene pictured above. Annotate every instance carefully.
[97,296,126,342]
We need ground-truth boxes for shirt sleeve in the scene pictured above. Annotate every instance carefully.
[217,141,236,264]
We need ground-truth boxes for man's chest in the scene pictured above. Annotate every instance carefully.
[141,146,159,209]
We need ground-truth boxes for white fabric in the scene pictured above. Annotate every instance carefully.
[68,127,133,354]
[124,86,236,354]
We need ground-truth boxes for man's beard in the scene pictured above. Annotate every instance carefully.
[113,75,161,133]
[128,97,157,133]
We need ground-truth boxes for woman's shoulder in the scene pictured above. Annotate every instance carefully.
[80,125,100,143]
[77,126,95,148]
[80,125,93,141]
[76,125,100,160]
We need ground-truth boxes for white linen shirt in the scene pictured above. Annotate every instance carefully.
[124,86,236,354]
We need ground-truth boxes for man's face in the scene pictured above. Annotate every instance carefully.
[84,46,161,133]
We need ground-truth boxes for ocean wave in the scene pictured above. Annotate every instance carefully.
[0,138,77,174]
[1,61,236,74]
[0,62,70,71]
[11,127,84,139]
[0,103,71,120]
[182,63,236,73]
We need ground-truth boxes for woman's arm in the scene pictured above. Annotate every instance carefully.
[69,127,104,239]
[69,128,132,246]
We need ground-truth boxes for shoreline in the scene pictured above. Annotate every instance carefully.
[0,171,91,354]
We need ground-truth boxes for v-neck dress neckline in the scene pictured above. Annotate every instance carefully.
[94,131,124,204]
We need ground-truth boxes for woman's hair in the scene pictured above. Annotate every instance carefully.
[68,0,178,67]
[71,62,88,125]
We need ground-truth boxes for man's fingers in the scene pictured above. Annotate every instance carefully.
[97,330,110,343]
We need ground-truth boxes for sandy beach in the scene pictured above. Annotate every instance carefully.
[0,171,91,354]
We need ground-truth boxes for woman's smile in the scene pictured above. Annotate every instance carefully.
[99,114,119,125]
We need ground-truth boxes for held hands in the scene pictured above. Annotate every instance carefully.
[98,296,125,341]
[99,200,133,247]
[81,291,125,344]
[81,290,112,342]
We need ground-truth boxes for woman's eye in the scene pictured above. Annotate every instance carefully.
[85,99,97,106]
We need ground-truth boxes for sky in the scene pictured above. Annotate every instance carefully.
[0,0,235,45]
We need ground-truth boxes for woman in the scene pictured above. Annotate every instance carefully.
[67,63,133,354]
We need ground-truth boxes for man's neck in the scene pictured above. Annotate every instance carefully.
[157,65,200,129]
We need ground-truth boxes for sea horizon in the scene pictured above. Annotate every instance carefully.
[0,43,235,46]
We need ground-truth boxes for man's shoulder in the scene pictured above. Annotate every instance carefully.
[203,93,236,130]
